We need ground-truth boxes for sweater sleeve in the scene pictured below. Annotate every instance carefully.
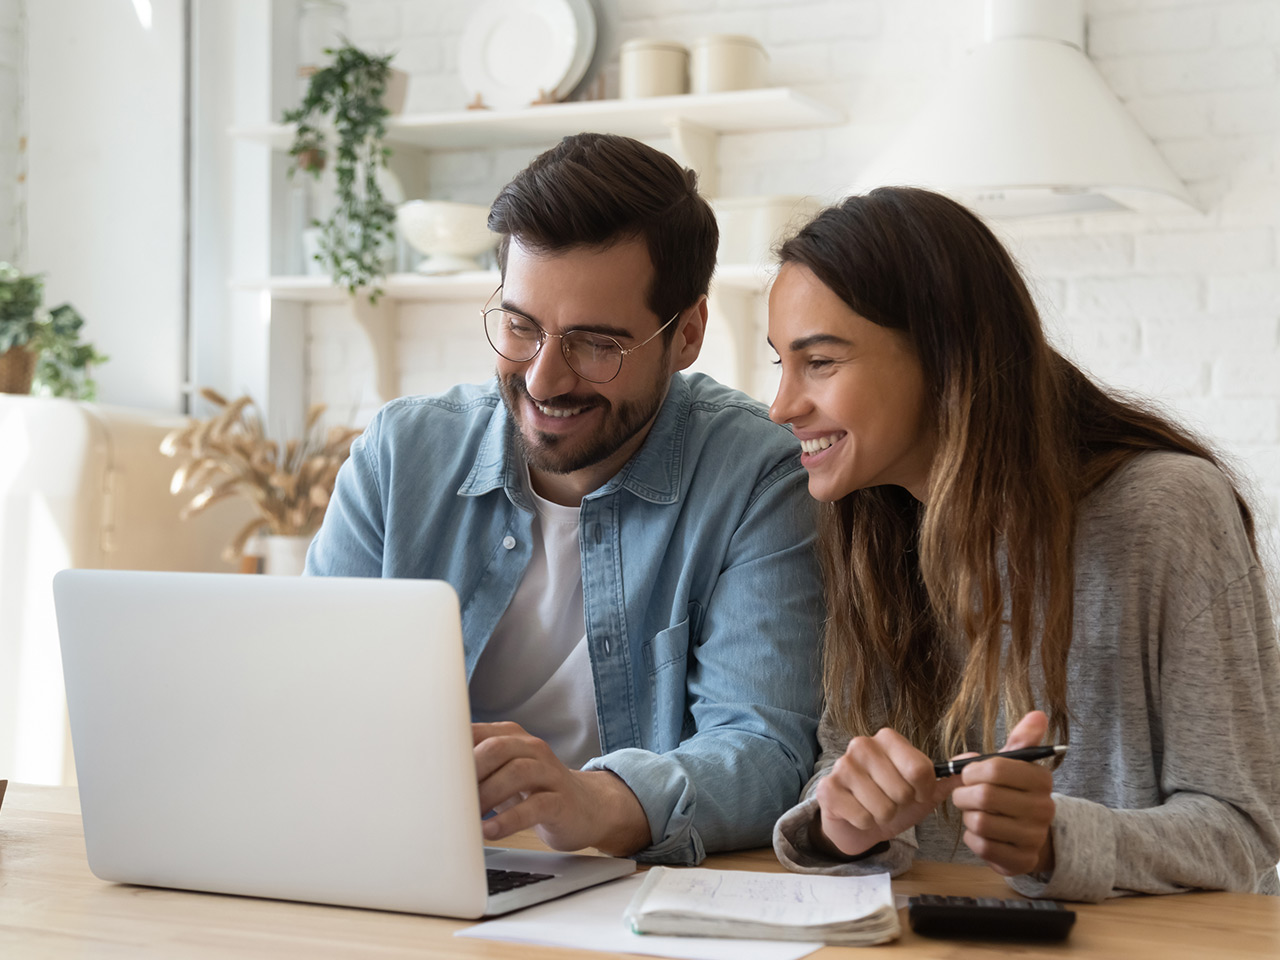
[1008,455,1280,906]
[1009,564,1280,902]
[773,709,917,876]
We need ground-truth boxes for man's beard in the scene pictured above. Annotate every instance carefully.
[498,372,668,476]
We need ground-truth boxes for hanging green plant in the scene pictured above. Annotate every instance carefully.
[283,42,397,302]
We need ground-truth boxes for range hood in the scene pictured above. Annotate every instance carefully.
[853,0,1197,218]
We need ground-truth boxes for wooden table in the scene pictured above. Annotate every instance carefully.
[2,783,1277,958]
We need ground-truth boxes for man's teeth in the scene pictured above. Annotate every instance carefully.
[535,402,586,419]
[800,434,841,455]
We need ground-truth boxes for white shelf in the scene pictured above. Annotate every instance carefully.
[231,88,845,153]
[236,264,772,304]
[236,272,502,303]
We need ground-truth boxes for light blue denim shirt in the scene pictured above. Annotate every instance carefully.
[307,372,823,863]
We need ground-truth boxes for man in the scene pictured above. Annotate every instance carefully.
[308,133,822,864]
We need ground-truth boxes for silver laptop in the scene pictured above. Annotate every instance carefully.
[53,570,635,918]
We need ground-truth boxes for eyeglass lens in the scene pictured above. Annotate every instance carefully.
[484,309,623,383]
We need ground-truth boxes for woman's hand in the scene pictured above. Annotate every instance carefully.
[950,710,1057,877]
[814,727,950,859]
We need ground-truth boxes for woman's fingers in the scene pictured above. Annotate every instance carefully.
[1002,709,1049,752]
[815,728,945,857]
[952,753,1056,877]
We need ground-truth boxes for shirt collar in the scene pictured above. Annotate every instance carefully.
[457,374,691,506]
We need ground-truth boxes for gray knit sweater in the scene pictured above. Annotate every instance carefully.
[773,452,1280,902]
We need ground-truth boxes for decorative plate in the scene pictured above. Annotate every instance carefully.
[459,0,597,110]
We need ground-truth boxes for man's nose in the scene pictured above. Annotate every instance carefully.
[524,337,580,400]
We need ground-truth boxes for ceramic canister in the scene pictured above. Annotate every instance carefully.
[690,34,768,94]
[619,38,689,98]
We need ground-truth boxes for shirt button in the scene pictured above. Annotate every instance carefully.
[502,535,516,550]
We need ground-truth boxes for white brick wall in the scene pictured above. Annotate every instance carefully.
[0,0,23,265]
[311,0,1280,554]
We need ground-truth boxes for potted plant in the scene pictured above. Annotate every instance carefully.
[0,263,43,394]
[161,387,363,573]
[283,42,401,301]
[0,263,107,399]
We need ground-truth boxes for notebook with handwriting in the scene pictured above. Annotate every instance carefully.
[624,867,900,946]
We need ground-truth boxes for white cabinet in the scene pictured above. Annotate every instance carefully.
[229,87,845,426]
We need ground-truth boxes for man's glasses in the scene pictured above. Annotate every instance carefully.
[481,287,680,384]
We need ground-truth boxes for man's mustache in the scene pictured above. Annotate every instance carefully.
[504,375,606,413]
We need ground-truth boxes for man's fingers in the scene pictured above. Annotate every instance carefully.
[481,791,558,841]
[472,725,547,781]
[477,755,551,815]
[472,720,527,745]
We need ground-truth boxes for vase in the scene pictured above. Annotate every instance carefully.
[0,345,35,395]
[261,534,314,576]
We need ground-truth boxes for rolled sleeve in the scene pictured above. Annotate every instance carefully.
[774,796,918,877]
[582,748,705,864]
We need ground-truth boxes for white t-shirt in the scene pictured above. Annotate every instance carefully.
[468,477,603,771]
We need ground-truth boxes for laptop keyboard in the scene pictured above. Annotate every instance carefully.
[487,868,556,895]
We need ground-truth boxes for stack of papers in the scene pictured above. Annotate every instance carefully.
[457,873,822,960]
[624,867,901,946]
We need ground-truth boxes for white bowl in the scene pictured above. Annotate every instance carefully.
[396,200,498,274]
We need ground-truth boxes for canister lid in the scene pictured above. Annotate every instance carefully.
[690,34,767,53]
[620,38,689,54]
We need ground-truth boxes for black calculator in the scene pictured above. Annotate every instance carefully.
[907,894,1076,941]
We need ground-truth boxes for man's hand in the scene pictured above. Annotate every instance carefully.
[813,727,950,859]
[950,710,1056,877]
[472,722,651,857]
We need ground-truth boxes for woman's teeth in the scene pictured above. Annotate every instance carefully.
[800,434,841,454]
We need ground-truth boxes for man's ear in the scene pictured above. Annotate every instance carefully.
[669,296,709,373]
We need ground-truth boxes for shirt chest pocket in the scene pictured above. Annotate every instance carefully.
[644,618,691,676]
[642,617,693,749]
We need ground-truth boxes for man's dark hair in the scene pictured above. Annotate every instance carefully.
[488,133,718,338]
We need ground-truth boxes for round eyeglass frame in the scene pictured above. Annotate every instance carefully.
[480,286,680,384]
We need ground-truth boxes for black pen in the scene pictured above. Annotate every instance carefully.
[934,745,1068,779]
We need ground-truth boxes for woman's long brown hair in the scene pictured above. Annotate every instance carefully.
[780,188,1256,758]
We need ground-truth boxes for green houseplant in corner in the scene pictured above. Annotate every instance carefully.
[0,262,43,394]
[283,42,398,301]
[0,263,107,400]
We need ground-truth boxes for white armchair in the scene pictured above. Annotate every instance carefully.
[0,395,253,785]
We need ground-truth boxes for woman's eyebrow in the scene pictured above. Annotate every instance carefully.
[785,333,854,352]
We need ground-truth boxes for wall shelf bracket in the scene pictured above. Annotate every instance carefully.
[350,295,400,404]
[665,118,719,196]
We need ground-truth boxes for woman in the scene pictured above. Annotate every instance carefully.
[768,187,1280,902]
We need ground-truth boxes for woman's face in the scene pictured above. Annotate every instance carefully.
[768,262,936,503]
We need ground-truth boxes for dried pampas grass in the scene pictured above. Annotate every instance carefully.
[162,387,362,561]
